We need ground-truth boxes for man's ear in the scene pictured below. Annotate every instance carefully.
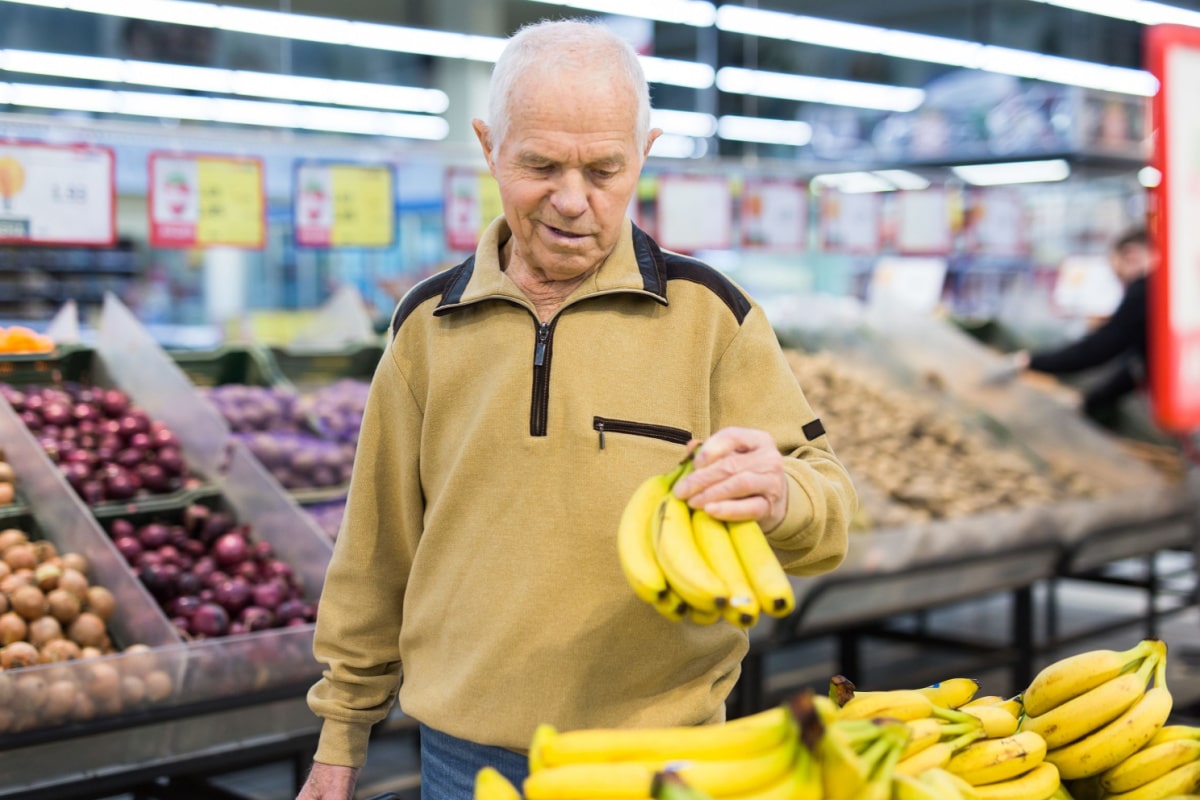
[472,119,495,172]
[643,127,663,159]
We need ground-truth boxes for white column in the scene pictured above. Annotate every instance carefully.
[433,0,503,147]
[203,246,247,324]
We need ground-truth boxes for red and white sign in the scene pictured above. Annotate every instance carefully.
[819,190,880,254]
[1146,25,1200,431]
[656,174,732,252]
[149,152,265,249]
[0,141,115,246]
[741,179,807,250]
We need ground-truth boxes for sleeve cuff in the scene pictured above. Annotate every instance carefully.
[763,469,815,540]
[314,718,374,768]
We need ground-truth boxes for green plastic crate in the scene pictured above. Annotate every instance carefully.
[267,343,384,391]
[167,344,285,388]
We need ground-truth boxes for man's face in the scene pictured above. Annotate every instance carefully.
[1110,242,1150,286]
[474,70,658,282]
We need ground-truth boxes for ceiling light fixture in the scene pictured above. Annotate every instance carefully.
[0,0,713,88]
[0,81,451,139]
[0,49,450,113]
[1026,0,1200,28]
[715,4,1158,96]
[716,115,813,146]
[531,0,716,27]
[811,171,897,193]
[873,170,932,190]
[648,134,707,159]
[650,108,717,138]
[716,66,925,112]
[951,159,1071,185]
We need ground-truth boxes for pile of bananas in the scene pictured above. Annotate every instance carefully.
[617,458,795,627]
[472,638,1195,800]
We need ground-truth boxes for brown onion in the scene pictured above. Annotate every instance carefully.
[57,568,89,602]
[46,588,81,625]
[84,661,120,702]
[85,586,116,620]
[3,542,36,571]
[39,638,81,663]
[120,674,146,705]
[121,644,158,677]
[144,669,173,702]
[0,571,32,595]
[67,612,106,648]
[33,562,61,591]
[59,552,88,575]
[0,670,12,704]
[43,679,77,720]
[2,640,40,669]
[70,691,95,722]
[10,584,47,620]
[0,528,28,553]
[0,611,27,644]
[27,615,61,647]
[13,672,47,711]
[31,540,57,563]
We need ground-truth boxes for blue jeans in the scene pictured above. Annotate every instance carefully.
[419,723,530,800]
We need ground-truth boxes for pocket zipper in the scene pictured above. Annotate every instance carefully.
[593,416,692,450]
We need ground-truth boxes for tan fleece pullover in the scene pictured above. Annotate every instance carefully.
[307,217,856,766]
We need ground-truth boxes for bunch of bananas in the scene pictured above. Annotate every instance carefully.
[515,700,816,800]
[618,458,795,627]
[1016,639,1174,793]
[828,675,1056,799]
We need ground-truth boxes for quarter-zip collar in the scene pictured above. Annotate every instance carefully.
[433,216,668,317]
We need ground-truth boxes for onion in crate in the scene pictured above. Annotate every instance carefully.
[190,602,230,638]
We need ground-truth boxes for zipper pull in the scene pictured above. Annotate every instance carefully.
[534,323,549,367]
[598,420,605,450]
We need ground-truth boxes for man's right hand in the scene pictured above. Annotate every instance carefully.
[297,762,359,800]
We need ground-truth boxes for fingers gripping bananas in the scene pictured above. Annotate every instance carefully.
[617,456,793,627]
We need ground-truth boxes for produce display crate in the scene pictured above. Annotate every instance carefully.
[268,342,384,391]
[166,344,285,389]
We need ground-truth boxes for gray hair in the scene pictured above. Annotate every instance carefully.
[485,19,652,152]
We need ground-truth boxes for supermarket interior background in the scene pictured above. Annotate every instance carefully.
[1,0,1200,798]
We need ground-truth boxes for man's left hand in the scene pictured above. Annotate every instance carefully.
[672,427,790,533]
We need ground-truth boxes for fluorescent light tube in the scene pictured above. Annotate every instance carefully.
[649,134,706,158]
[532,0,716,26]
[716,67,924,112]
[0,81,450,139]
[0,1,712,89]
[650,109,717,138]
[0,49,450,113]
[1026,0,1200,28]
[717,115,812,146]
[715,4,1158,97]
[812,171,896,193]
[874,170,931,190]
[951,159,1070,185]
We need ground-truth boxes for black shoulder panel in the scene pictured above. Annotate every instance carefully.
[663,254,752,325]
[390,262,468,338]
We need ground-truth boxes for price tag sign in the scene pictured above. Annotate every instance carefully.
[149,153,265,249]
[741,179,807,250]
[0,142,115,245]
[656,174,732,252]
[1052,255,1123,317]
[444,167,503,252]
[867,256,947,314]
[1146,25,1200,430]
[294,162,395,248]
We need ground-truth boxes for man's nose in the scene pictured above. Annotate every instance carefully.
[550,172,588,217]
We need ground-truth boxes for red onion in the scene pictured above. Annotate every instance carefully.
[213,532,249,566]
[190,603,229,638]
[113,536,143,563]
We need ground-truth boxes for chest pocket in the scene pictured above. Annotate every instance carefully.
[593,416,692,450]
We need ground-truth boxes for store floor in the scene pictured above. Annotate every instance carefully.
[99,555,1200,800]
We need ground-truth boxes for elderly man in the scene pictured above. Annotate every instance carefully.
[298,18,855,800]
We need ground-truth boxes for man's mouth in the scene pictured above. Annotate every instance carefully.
[545,224,587,239]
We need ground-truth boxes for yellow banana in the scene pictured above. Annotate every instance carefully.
[672,736,798,796]
[726,519,794,618]
[1100,739,1200,794]
[1149,726,1200,747]
[896,729,983,777]
[962,706,1019,739]
[894,773,950,800]
[818,719,873,799]
[1045,682,1173,781]
[901,717,948,759]
[994,697,1023,719]
[652,588,689,623]
[973,761,1060,800]
[1023,640,1158,718]
[1104,759,1200,800]
[475,766,522,800]
[688,606,721,625]
[919,678,981,709]
[1021,652,1157,750]
[534,704,794,766]
[947,731,1047,786]
[963,696,1005,709]
[617,469,679,604]
[691,509,760,628]
[524,761,653,799]
[655,495,729,613]
[838,689,934,722]
[722,747,815,800]
[924,768,984,800]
